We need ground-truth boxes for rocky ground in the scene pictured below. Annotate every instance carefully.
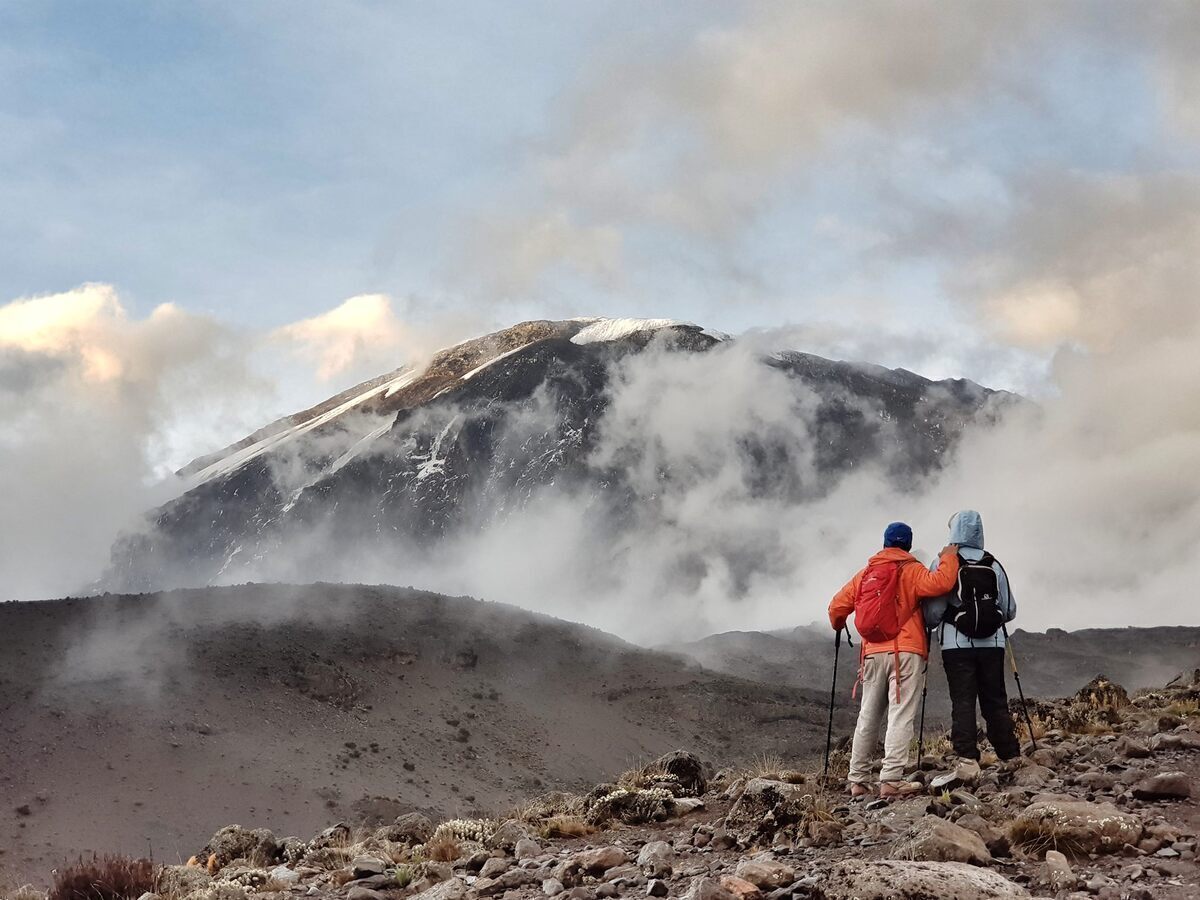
[11,672,1199,900]
[0,585,838,882]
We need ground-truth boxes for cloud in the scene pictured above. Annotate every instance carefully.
[271,293,409,381]
[0,285,467,602]
[458,1,1045,293]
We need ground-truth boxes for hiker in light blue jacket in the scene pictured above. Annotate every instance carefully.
[924,509,1021,760]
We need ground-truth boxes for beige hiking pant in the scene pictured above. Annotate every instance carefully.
[848,651,924,784]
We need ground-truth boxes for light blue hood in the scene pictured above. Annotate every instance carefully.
[948,509,984,550]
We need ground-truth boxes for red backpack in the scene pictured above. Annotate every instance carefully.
[854,561,905,642]
[852,560,910,701]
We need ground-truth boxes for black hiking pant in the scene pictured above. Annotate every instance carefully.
[942,647,1021,760]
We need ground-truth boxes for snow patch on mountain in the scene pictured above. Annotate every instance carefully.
[462,342,535,381]
[570,318,692,345]
[186,369,414,488]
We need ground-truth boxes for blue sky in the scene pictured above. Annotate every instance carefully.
[2,2,1197,387]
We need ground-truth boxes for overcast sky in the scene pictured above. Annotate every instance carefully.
[3,2,1195,392]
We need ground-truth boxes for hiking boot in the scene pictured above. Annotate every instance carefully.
[848,782,870,798]
[879,781,922,800]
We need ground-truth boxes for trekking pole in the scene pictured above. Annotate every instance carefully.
[916,628,932,769]
[1002,624,1038,752]
[823,627,851,776]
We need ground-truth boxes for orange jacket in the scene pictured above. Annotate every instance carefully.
[827,547,959,659]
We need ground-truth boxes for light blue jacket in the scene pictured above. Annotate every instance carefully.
[923,509,1015,650]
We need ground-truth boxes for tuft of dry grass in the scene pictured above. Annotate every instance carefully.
[329,870,355,888]
[3,887,46,900]
[423,835,460,863]
[1166,699,1200,717]
[49,856,157,900]
[1008,819,1090,858]
[741,751,786,781]
[1015,713,1048,742]
[257,879,291,894]
[539,816,595,840]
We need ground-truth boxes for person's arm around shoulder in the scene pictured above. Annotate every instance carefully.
[828,571,861,630]
[908,545,960,598]
[994,559,1016,622]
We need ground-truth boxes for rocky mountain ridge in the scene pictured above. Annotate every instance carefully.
[99,317,1009,595]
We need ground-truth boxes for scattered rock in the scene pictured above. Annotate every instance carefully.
[1040,850,1075,891]
[543,879,565,897]
[487,819,533,851]
[202,825,278,869]
[653,750,708,796]
[733,857,794,890]
[647,880,668,898]
[158,865,212,898]
[351,856,388,878]
[636,841,674,879]
[682,876,738,900]
[718,875,761,900]
[1010,799,1143,855]
[515,838,542,861]
[893,816,992,865]
[267,866,299,886]
[1132,772,1192,800]
[346,889,385,900]
[389,813,434,845]
[479,857,510,879]
[409,880,467,900]
[820,859,1029,899]
[723,779,810,843]
[1150,732,1200,752]
[1012,764,1054,788]
[1116,737,1151,759]
[575,847,629,876]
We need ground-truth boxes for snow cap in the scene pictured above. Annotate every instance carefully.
[883,521,913,551]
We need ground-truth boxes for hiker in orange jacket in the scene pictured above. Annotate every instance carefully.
[828,522,959,799]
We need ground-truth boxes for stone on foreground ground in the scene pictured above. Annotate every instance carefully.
[819,860,1028,899]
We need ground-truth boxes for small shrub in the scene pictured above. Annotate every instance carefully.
[423,836,460,863]
[429,819,495,844]
[3,886,46,900]
[391,866,414,889]
[49,856,157,900]
[329,870,355,887]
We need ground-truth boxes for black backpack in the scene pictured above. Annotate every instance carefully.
[944,551,1004,639]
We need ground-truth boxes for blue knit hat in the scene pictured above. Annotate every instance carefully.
[883,521,913,551]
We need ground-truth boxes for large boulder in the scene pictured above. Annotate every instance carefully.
[892,816,992,865]
[486,820,533,851]
[1132,771,1192,800]
[574,847,629,876]
[651,750,708,796]
[723,779,809,842]
[636,841,674,879]
[733,857,794,889]
[387,813,434,845]
[201,825,279,870]
[1010,799,1142,855]
[819,860,1028,899]
[682,877,738,900]
[1074,675,1129,710]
